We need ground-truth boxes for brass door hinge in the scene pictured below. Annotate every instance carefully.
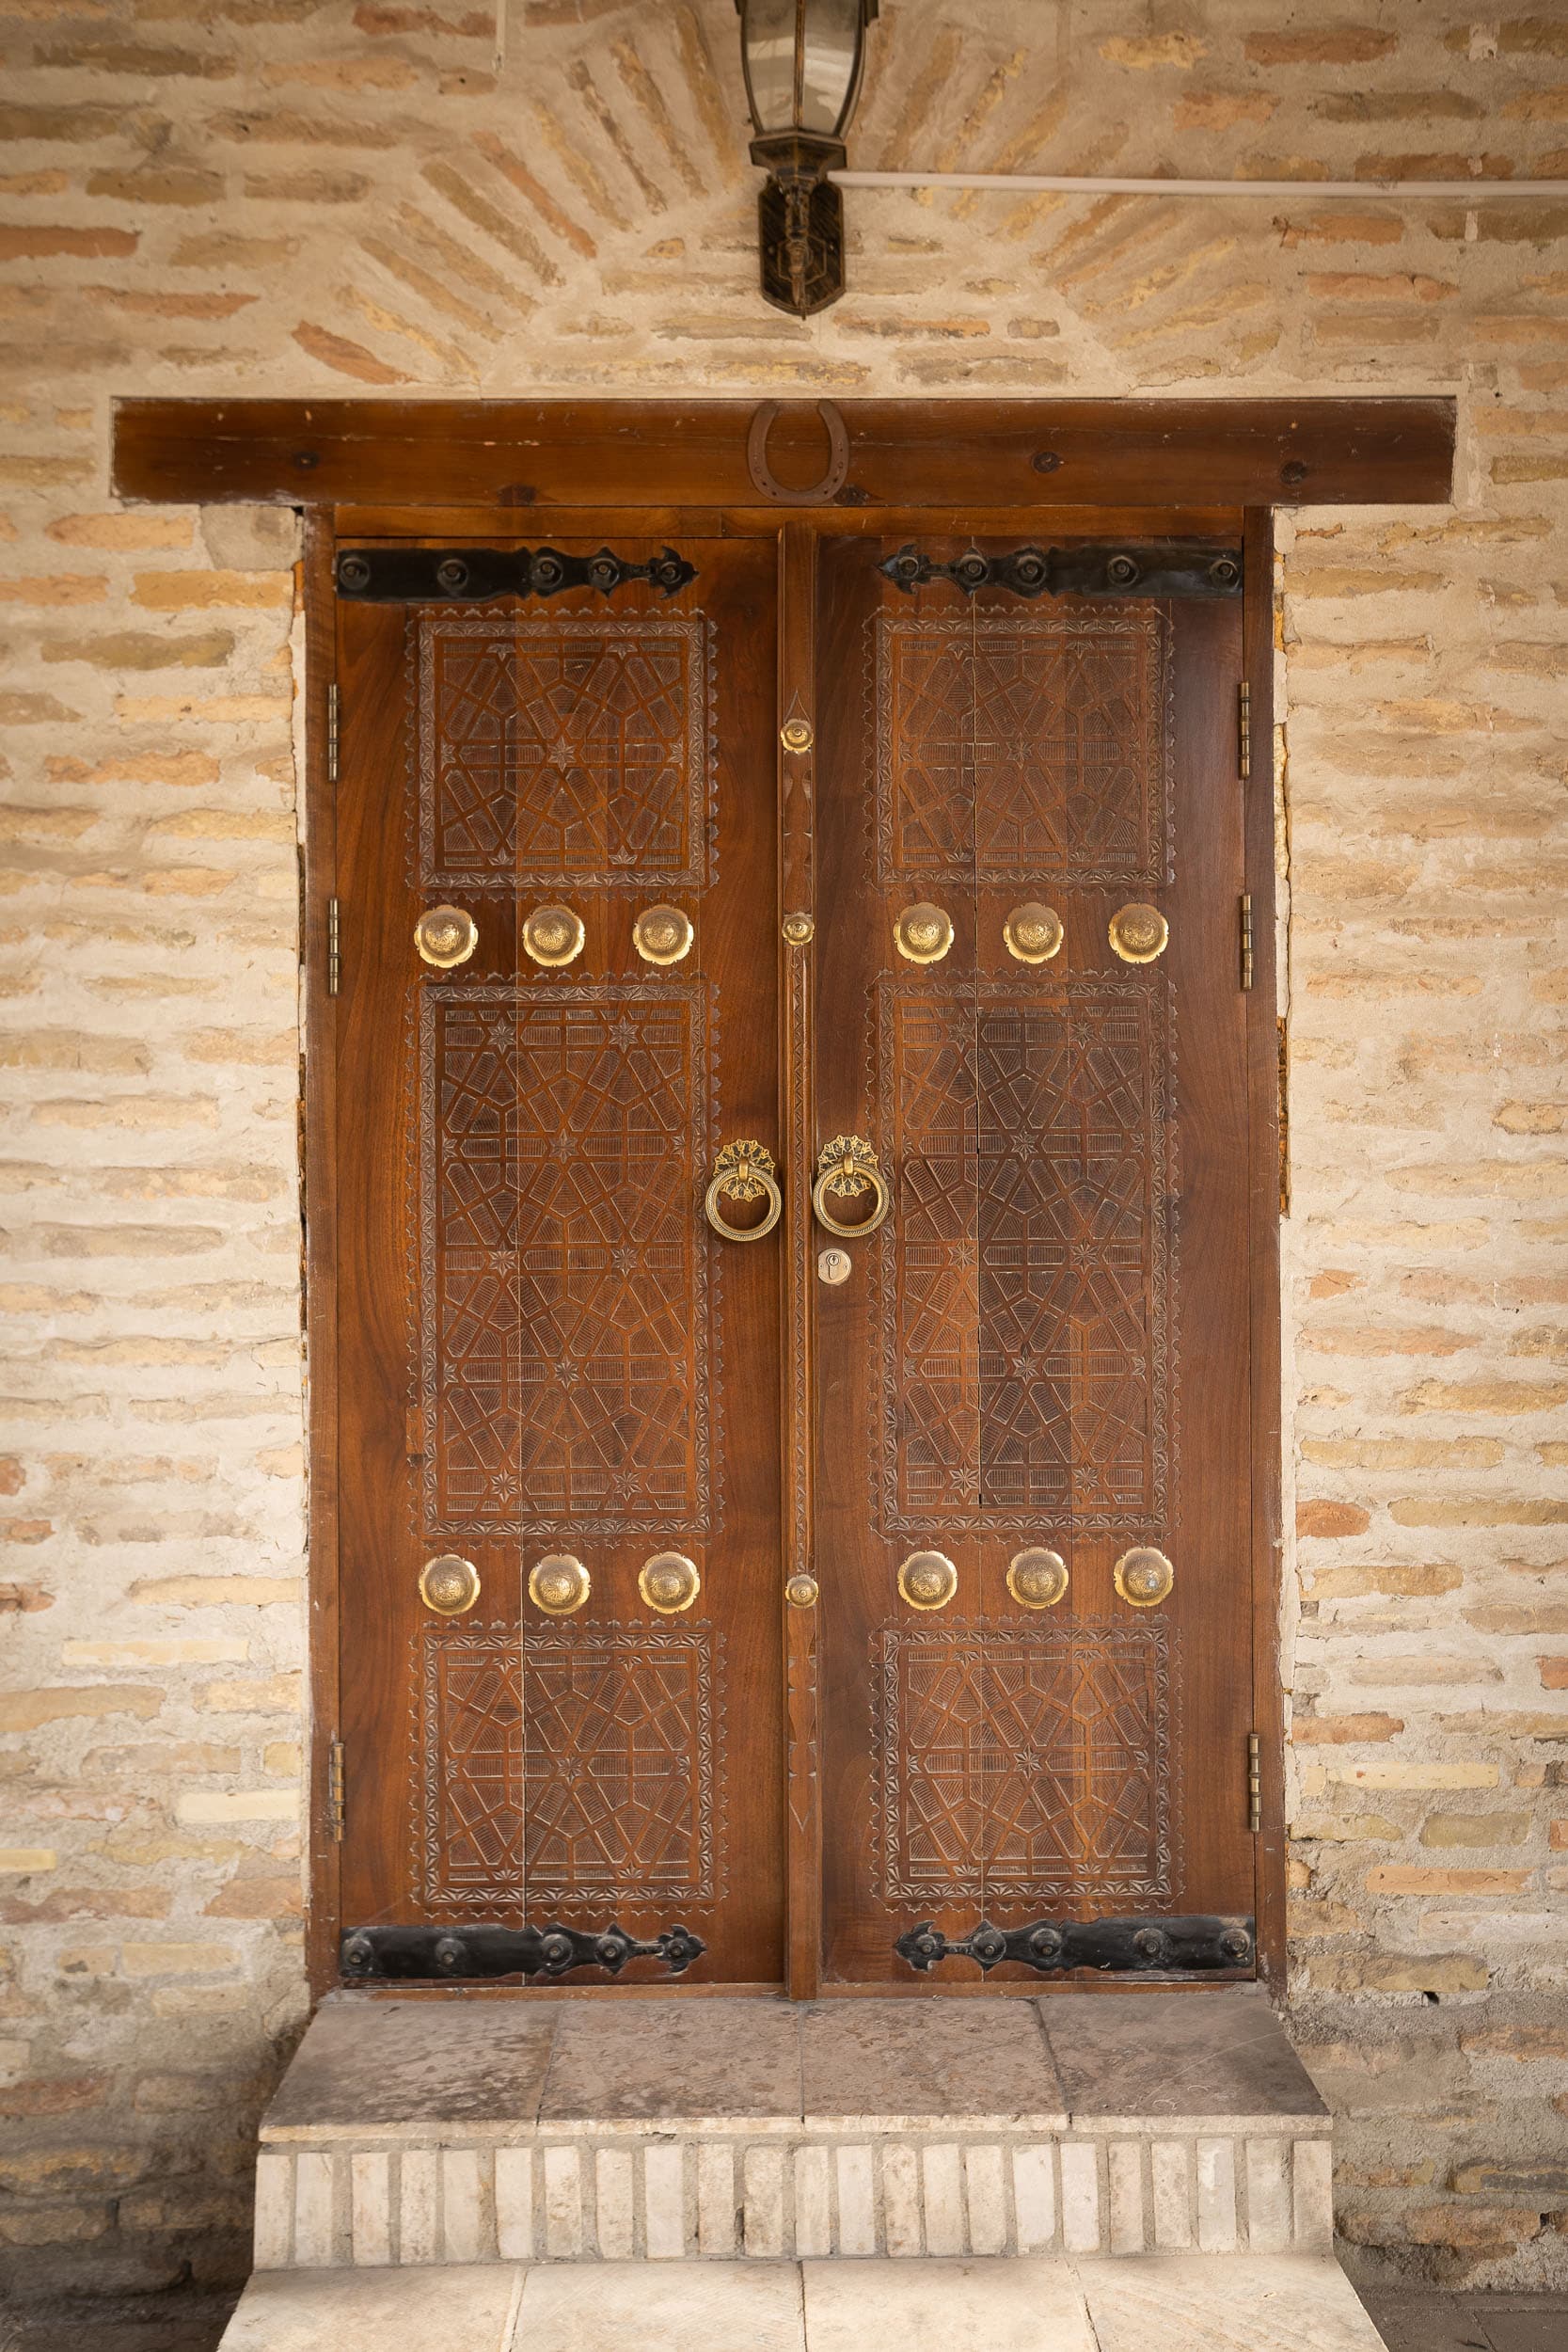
[326,898,341,997]
[1238,679,1251,782]
[327,1737,345,1842]
[1240,892,1254,991]
[1247,1731,1261,1835]
[326,681,340,787]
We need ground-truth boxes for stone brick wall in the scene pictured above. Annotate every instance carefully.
[1,0,1564,2299]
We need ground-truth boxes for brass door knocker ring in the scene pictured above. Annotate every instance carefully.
[812,1135,891,1238]
[704,1140,783,1241]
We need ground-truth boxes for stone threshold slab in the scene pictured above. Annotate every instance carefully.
[261,1986,1326,2144]
[253,2127,1334,2268]
[219,2254,1391,2352]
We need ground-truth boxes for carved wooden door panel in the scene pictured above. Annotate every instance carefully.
[333,537,784,1988]
[813,535,1255,1985]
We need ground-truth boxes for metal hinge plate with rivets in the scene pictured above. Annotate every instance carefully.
[1247,1731,1261,1835]
[1240,892,1254,992]
[1239,679,1251,781]
[328,1738,345,1842]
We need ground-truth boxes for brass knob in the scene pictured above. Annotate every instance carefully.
[782,912,814,946]
[415,906,478,970]
[785,1572,818,1609]
[704,1140,783,1242]
[1115,1546,1174,1608]
[813,1135,891,1239]
[419,1553,480,1616]
[1005,903,1064,965]
[633,904,693,966]
[523,904,585,968]
[639,1551,700,1614]
[781,717,814,753]
[529,1552,590,1615]
[898,1549,958,1612]
[1109,903,1168,964]
[1007,1548,1069,1610]
[895,902,953,964]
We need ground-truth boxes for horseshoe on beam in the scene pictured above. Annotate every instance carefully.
[747,400,851,504]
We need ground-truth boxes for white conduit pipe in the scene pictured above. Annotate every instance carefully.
[837,169,1568,199]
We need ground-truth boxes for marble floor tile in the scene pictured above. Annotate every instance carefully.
[1079,2253,1389,2351]
[800,1999,1065,2125]
[539,1997,801,2124]
[261,1998,557,2137]
[802,2257,1096,2351]
[513,2259,806,2352]
[220,2265,523,2351]
[1039,1988,1327,2125]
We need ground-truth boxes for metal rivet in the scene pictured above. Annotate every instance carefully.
[1106,552,1141,588]
[336,553,371,593]
[1031,451,1062,473]
[783,911,814,946]
[1281,459,1308,487]
[435,557,469,595]
[785,1572,818,1609]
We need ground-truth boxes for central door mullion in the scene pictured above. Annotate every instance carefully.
[779,520,822,1998]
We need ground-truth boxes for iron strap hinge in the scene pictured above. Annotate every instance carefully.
[326,898,341,997]
[328,1738,345,1842]
[1247,1731,1262,1836]
[326,680,339,786]
[1240,892,1254,992]
[1238,679,1251,782]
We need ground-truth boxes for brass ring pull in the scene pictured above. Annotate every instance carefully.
[812,1135,891,1239]
[704,1140,782,1242]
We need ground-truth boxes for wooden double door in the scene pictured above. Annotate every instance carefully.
[328,516,1264,1993]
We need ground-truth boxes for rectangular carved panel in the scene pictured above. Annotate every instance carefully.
[874,609,1172,890]
[417,613,714,893]
[876,977,1175,1535]
[873,1622,1176,1904]
[416,982,716,1540]
[416,1623,721,1913]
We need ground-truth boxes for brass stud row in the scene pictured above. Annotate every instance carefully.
[893,902,1169,966]
[413,904,693,971]
[418,1549,701,1618]
[895,1545,1174,1613]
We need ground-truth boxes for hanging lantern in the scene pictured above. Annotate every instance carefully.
[736,0,878,317]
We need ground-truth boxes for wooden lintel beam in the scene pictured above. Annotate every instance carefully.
[111,396,1455,511]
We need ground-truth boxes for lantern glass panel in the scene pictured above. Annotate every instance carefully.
[742,0,865,138]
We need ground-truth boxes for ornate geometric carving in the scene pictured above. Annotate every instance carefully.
[415,1623,722,1913]
[416,981,717,1541]
[417,613,715,893]
[874,977,1175,1535]
[873,610,1173,890]
[872,1622,1176,1904]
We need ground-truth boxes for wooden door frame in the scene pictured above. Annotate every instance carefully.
[113,396,1454,2001]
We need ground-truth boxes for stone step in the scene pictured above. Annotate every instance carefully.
[254,1987,1334,2268]
[218,2253,1391,2352]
